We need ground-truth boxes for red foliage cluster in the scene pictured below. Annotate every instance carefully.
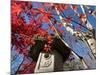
[62,16,72,24]
[43,35,53,52]
[72,5,78,11]
[11,1,44,55]
[55,4,70,11]
[11,1,67,74]
[11,1,65,55]
[66,16,73,23]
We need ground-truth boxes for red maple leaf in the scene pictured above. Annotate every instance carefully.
[12,3,22,16]
[63,4,69,10]
[66,16,72,23]
[72,5,78,11]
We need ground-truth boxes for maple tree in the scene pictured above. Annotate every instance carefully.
[11,1,64,56]
[11,1,95,74]
[11,1,59,74]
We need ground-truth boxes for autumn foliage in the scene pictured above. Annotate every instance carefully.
[11,1,95,74]
[11,1,65,73]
